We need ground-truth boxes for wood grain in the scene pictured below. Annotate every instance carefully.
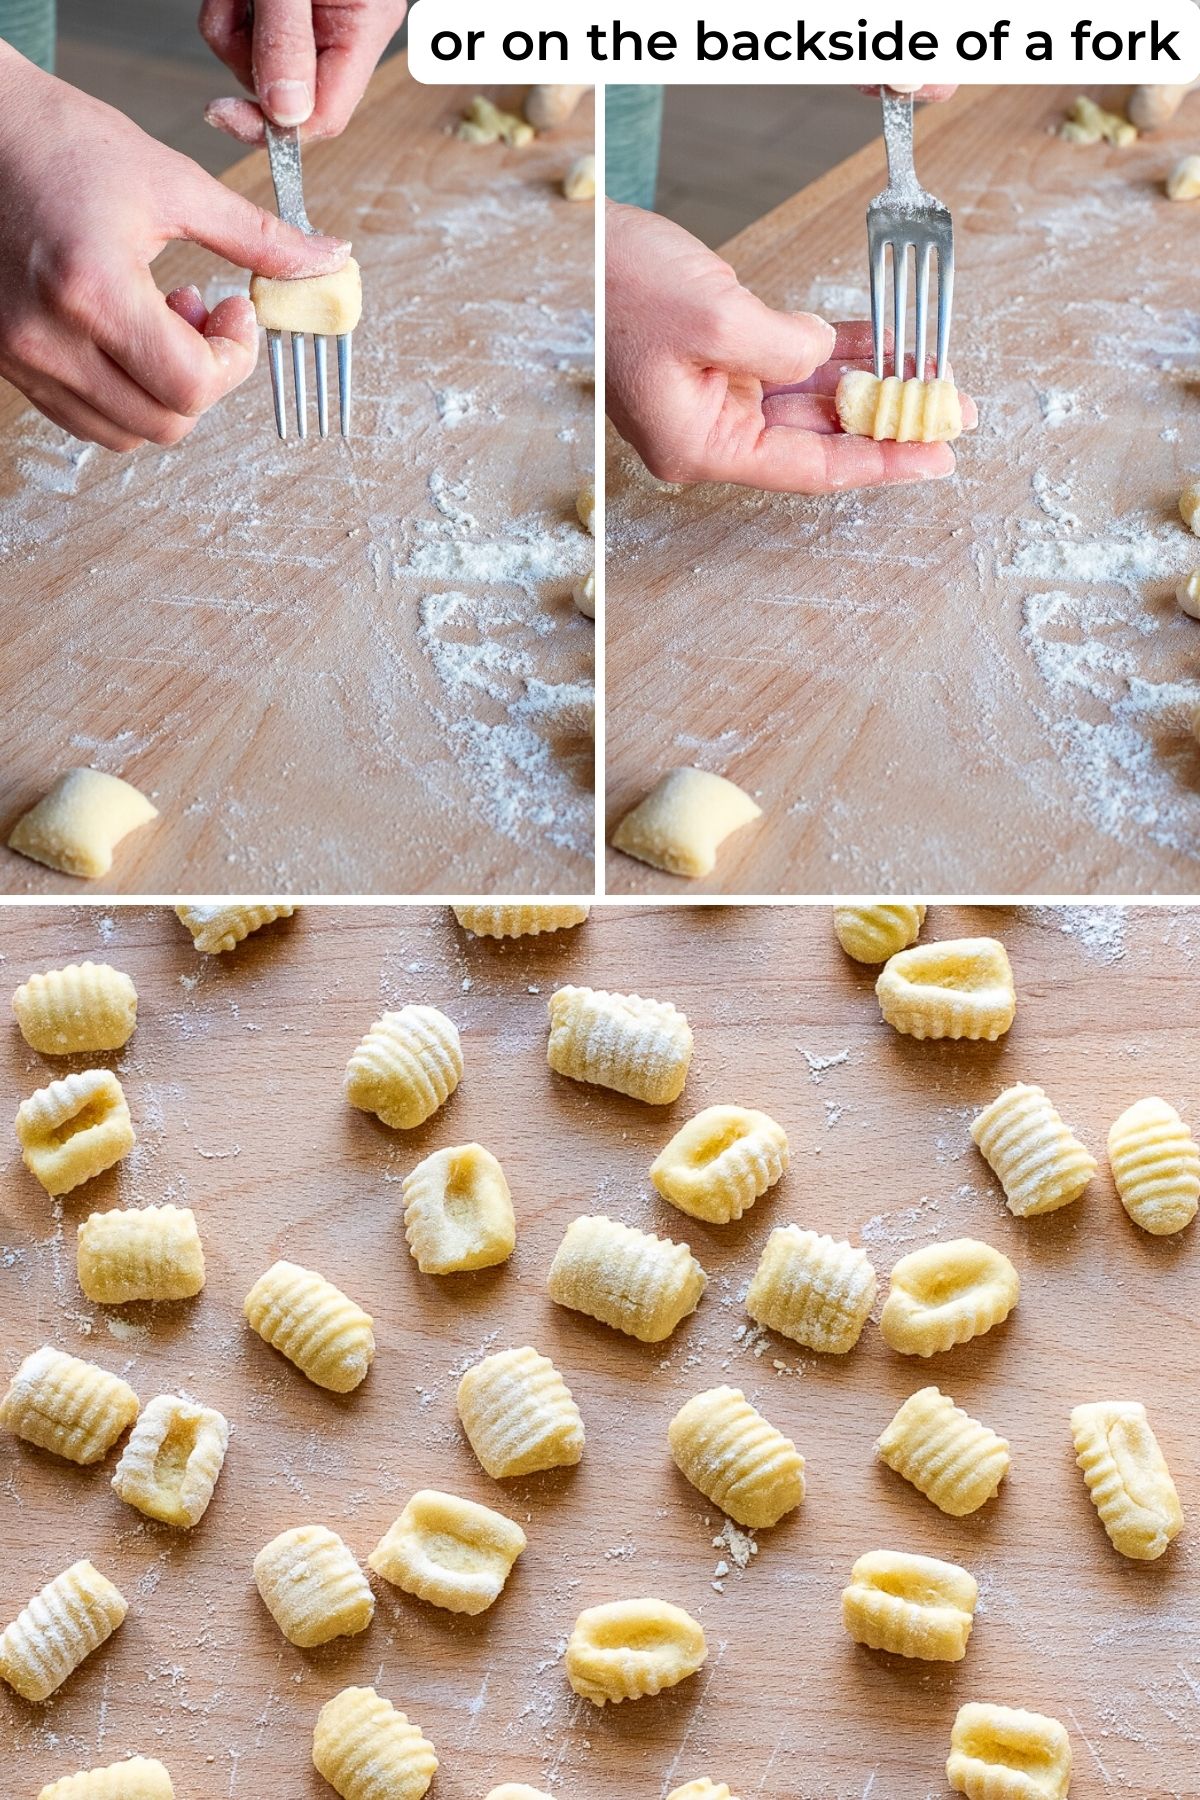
[605,85,1200,893]
[0,61,595,895]
[1,901,1196,1798]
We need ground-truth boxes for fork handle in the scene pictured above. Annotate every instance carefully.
[264,122,315,234]
[881,94,918,194]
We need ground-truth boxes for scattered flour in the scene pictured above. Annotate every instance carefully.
[1024,904,1128,964]
[802,1047,851,1083]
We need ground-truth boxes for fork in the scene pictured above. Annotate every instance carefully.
[263,121,352,439]
[867,95,954,384]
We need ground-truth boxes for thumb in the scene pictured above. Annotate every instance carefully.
[176,172,350,278]
[721,290,836,386]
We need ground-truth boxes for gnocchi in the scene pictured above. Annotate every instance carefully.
[547,984,693,1104]
[0,1345,139,1464]
[0,1560,127,1701]
[12,962,137,1053]
[1106,1096,1200,1235]
[836,372,963,442]
[368,1489,527,1615]
[110,1394,230,1528]
[254,1525,375,1645]
[402,1143,516,1273]
[577,476,596,534]
[1181,478,1200,536]
[1167,153,1200,198]
[456,1345,584,1479]
[486,1790,553,1800]
[650,1104,789,1224]
[1071,1400,1183,1560]
[174,904,295,954]
[37,1759,175,1800]
[833,903,926,963]
[667,1788,738,1800]
[451,904,589,937]
[879,1238,1019,1356]
[313,1686,437,1800]
[243,1260,375,1393]
[547,1214,707,1342]
[251,260,362,333]
[7,768,157,879]
[876,1386,1010,1517]
[841,1549,977,1662]
[611,767,762,879]
[971,1082,1097,1216]
[745,1225,876,1354]
[564,1598,707,1705]
[77,1204,205,1304]
[947,1703,1071,1800]
[344,1005,462,1130]
[667,1385,805,1528]
[876,937,1016,1041]
[16,1067,135,1196]
[563,152,597,200]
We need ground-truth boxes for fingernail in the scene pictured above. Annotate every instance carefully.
[265,80,312,126]
[889,82,921,95]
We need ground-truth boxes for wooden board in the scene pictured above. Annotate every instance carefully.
[1,900,1197,1799]
[0,62,595,895]
[605,85,1200,894]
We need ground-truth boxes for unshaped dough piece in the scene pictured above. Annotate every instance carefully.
[1177,571,1200,617]
[250,259,361,334]
[1180,479,1200,535]
[612,767,762,878]
[458,95,534,146]
[1167,153,1200,198]
[574,569,596,618]
[8,769,157,879]
[564,153,597,200]
[577,477,595,535]
[836,372,962,443]
[1061,95,1137,146]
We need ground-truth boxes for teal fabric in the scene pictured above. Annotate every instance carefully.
[605,85,664,209]
[0,0,55,69]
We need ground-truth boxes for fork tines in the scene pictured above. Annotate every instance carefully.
[267,329,353,440]
[867,96,955,385]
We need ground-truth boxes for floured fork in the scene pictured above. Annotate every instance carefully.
[263,122,352,438]
[867,95,954,382]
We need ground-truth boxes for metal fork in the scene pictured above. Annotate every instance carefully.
[263,122,352,439]
[867,95,954,383]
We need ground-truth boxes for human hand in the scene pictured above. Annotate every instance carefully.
[0,45,349,450]
[202,0,407,141]
[606,203,974,493]
[861,83,960,102]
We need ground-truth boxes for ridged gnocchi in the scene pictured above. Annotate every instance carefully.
[947,1703,1071,1800]
[547,984,693,1104]
[1071,1400,1183,1560]
[37,1758,174,1800]
[564,1598,707,1705]
[667,1385,805,1528]
[456,1345,584,1479]
[0,1345,139,1464]
[77,1204,205,1304]
[880,1239,1019,1356]
[368,1490,527,1615]
[452,904,589,937]
[254,1525,375,1645]
[745,1225,876,1354]
[833,904,926,963]
[312,1686,437,1800]
[841,1550,977,1661]
[344,1005,462,1129]
[547,1214,707,1342]
[174,904,295,954]
[12,962,138,1054]
[243,1260,375,1393]
[876,1386,1011,1517]
[15,1067,135,1196]
[650,1104,789,1223]
[402,1143,516,1273]
[876,938,1016,1041]
[0,1560,127,1701]
[836,372,963,442]
[1107,1097,1200,1236]
[971,1083,1097,1216]
[111,1394,229,1528]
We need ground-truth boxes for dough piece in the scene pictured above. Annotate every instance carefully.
[971,1082,1097,1216]
[0,1560,127,1701]
[77,1204,206,1303]
[947,1703,1071,1800]
[110,1394,230,1528]
[836,372,962,443]
[452,904,589,937]
[1060,95,1137,145]
[457,1345,584,1479]
[547,985,693,1103]
[876,937,1016,1041]
[402,1142,516,1274]
[1176,571,1200,617]
[344,1005,462,1129]
[612,768,762,879]
[1179,479,1200,534]
[174,904,295,953]
[833,904,925,963]
[1071,1399,1183,1560]
[254,1525,374,1645]
[369,1490,526,1615]
[565,1598,706,1705]
[458,95,534,146]
[8,769,157,879]
[0,1345,139,1463]
[16,1068,135,1196]
[313,1687,437,1800]
[243,1260,374,1392]
[577,476,596,534]
[746,1225,876,1354]
[841,1550,977,1662]
[250,259,361,334]
[877,1386,1010,1516]
[1167,153,1200,198]
[37,1758,175,1800]
[564,153,597,200]
[486,1790,554,1800]
[668,1385,805,1528]
[880,1238,1019,1355]
[548,1215,706,1343]
[667,1787,739,1800]
[650,1104,789,1224]
[574,569,596,617]
[1107,1096,1200,1235]
[12,962,137,1054]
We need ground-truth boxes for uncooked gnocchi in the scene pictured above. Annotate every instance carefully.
[243,1260,374,1393]
[879,1238,1019,1356]
[110,1394,229,1528]
[947,1703,1071,1800]
[368,1489,527,1615]
[564,1598,706,1705]
[402,1142,516,1273]
[1071,1400,1183,1560]
[312,1686,437,1800]
[650,1103,788,1223]
[174,904,295,954]
[0,1345,139,1464]
[833,903,925,963]
[745,1225,876,1354]
[12,962,137,1053]
[456,1345,584,1479]
[254,1525,375,1645]
[547,1214,707,1342]
[251,260,362,334]
[451,904,589,938]
[971,1082,1097,1216]
[7,769,157,879]
[841,1549,977,1662]
[1106,1096,1200,1235]
[612,767,762,879]
[16,1067,135,1196]
[667,1385,805,1528]
[547,984,693,1104]
[876,938,1016,1041]
[344,1005,462,1129]
[77,1204,205,1304]
[0,1560,127,1701]
[836,372,962,442]
[876,1386,1010,1517]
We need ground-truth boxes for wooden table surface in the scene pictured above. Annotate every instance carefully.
[605,85,1200,894]
[1,901,1196,1798]
[0,61,595,896]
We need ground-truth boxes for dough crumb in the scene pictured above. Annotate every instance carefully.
[1060,96,1137,147]
[457,96,534,147]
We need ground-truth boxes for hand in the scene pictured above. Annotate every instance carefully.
[606,203,975,493]
[0,46,349,450]
[862,83,960,102]
[202,0,407,141]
